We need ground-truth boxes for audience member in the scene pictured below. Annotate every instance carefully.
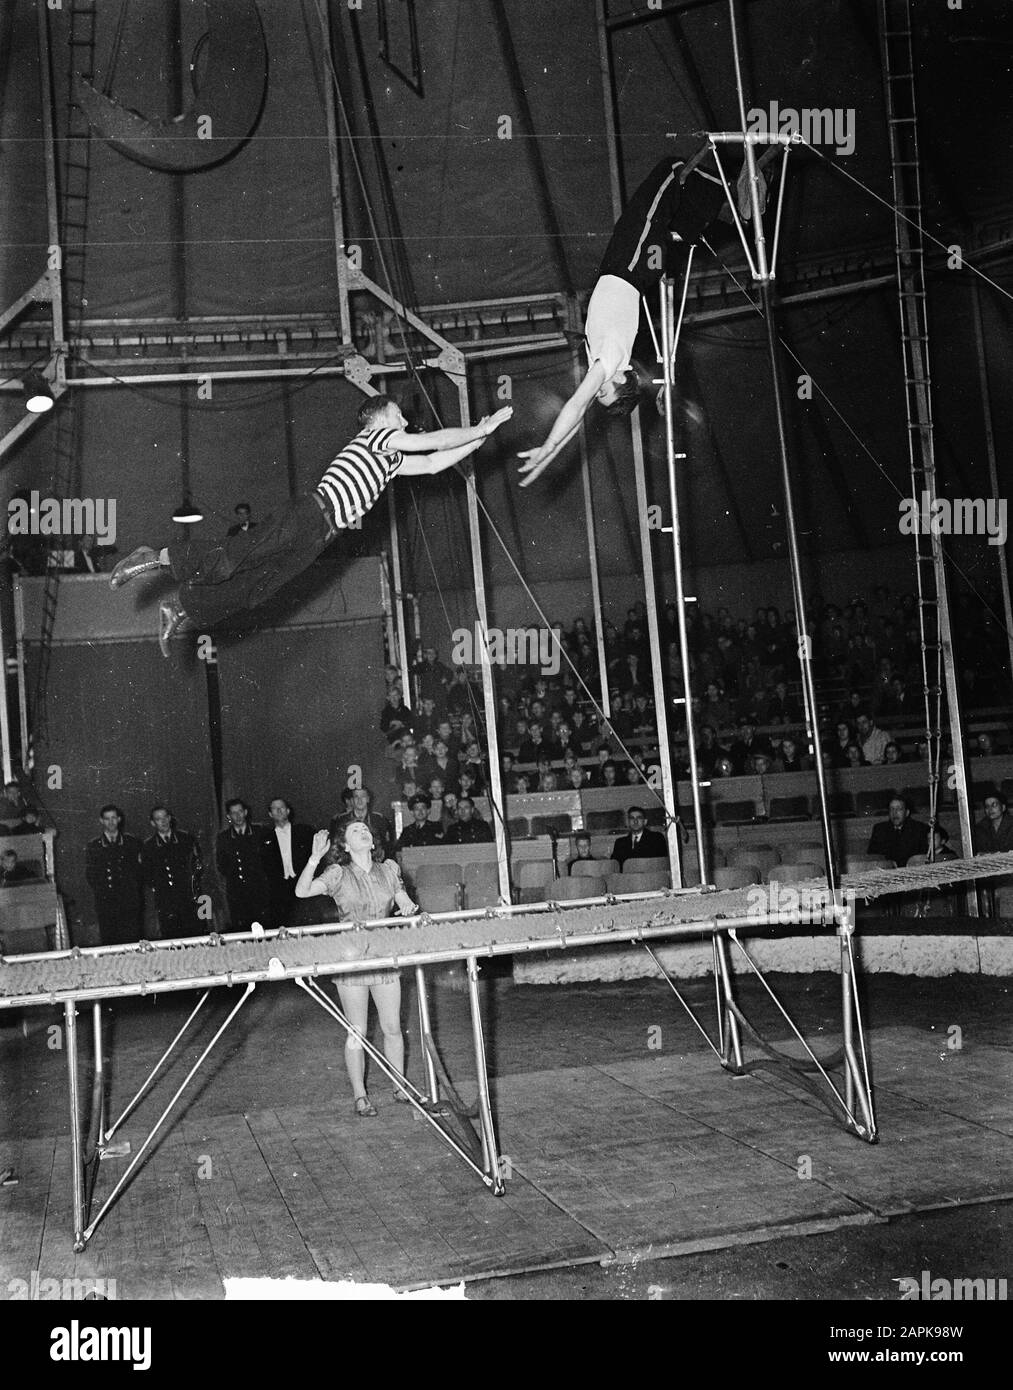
[611,807,666,868]
[867,796,930,867]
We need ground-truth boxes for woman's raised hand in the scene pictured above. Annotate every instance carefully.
[311,829,331,860]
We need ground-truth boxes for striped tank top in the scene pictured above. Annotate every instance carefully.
[315,427,403,530]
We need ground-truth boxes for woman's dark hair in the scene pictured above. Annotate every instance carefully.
[326,818,384,866]
[597,368,640,419]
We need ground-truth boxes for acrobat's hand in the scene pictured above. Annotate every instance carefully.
[517,441,562,488]
[311,829,331,860]
[478,406,513,436]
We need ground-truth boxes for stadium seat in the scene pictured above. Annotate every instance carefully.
[507,817,531,839]
[725,845,779,875]
[855,790,895,818]
[552,876,607,902]
[416,883,461,914]
[515,859,556,904]
[767,862,822,884]
[607,870,672,894]
[569,858,618,879]
[529,813,574,837]
[621,856,670,875]
[712,866,760,889]
[413,862,464,890]
[463,861,501,909]
[827,792,856,819]
[585,809,627,832]
[713,799,757,826]
[767,795,810,822]
[844,855,893,874]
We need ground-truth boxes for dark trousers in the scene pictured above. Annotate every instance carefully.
[154,898,201,939]
[168,493,335,629]
[95,895,143,946]
[268,879,298,929]
[226,885,272,933]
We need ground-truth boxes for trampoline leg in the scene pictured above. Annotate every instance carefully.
[92,1002,106,1147]
[840,925,876,1138]
[64,1001,85,1251]
[415,965,440,1106]
[466,956,504,1194]
[714,932,744,1072]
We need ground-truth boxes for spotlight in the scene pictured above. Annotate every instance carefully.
[22,371,54,414]
[171,495,204,524]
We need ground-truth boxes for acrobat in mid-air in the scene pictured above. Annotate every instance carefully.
[110,399,512,655]
[518,143,774,487]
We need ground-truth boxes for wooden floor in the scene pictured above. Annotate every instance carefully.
[2,1021,1010,1297]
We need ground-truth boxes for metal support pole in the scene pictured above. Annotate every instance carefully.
[13,581,29,771]
[595,0,625,213]
[466,956,504,1193]
[387,491,412,706]
[64,1001,85,1250]
[760,281,840,896]
[91,1002,105,1149]
[629,412,684,886]
[317,1,352,346]
[713,930,743,1070]
[970,279,1013,691]
[0,591,13,785]
[660,275,708,883]
[103,991,211,1142]
[415,965,440,1105]
[36,1,65,372]
[568,297,611,718]
[452,374,511,906]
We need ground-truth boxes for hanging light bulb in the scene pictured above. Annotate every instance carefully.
[22,371,54,414]
[171,495,204,524]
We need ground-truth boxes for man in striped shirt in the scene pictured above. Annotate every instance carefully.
[517,143,775,487]
[110,397,511,655]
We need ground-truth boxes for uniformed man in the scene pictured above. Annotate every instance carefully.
[85,805,143,945]
[141,805,203,938]
[396,794,445,852]
[215,798,271,931]
[441,797,493,845]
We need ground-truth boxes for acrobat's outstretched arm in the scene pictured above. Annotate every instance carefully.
[399,410,511,477]
[387,406,512,454]
[516,360,607,489]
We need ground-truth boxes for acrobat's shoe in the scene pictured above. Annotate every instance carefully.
[110,546,163,590]
[158,594,192,658]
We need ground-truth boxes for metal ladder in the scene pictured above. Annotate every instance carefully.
[32,1,98,749]
[877,0,974,866]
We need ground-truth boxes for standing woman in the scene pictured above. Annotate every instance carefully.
[296,822,418,1117]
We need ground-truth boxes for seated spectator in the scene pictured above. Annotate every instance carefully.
[631,691,657,737]
[752,752,773,777]
[567,831,594,870]
[413,645,451,703]
[394,744,422,794]
[0,781,43,833]
[855,712,890,765]
[565,766,586,791]
[413,695,441,740]
[714,755,735,778]
[975,790,1013,853]
[330,787,392,861]
[379,685,413,743]
[458,767,482,802]
[0,848,34,884]
[519,722,558,764]
[446,667,477,717]
[728,719,773,776]
[925,824,958,862]
[701,682,733,730]
[556,722,578,758]
[443,797,493,844]
[883,741,904,766]
[868,796,930,866]
[570,709,595,752]
[695,724,726,779]
[829,720,854,769]
[844,742,867,769]
[431,740,460,795]
[598,759,620,789]
[538,769,560,792]
[777,736,811,773]
[624,762,644,786]
[611,807,667,868]
[972,732,998,758]
[764,680,800,724]
[427,777,447,825]
[397,794,444,850]
[512,772,533,795]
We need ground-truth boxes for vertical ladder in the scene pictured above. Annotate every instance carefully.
[32,1,98,748]
[877,0,975,873]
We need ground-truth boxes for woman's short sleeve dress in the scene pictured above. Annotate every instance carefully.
[318,859,407,987]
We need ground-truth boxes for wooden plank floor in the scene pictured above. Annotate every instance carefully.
[1,1024,1009,1295]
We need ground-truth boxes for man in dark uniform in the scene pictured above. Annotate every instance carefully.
[141,805,203,938]
[442,797,493,846]
[260,797,313,928]
[868,796,931,867]
[396,794,445,852]
[216,798,271,931]
[85,805,144,945]
[611,807,668,869]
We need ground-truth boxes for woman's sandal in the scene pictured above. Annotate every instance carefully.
[354,1095,378,1118]
[392,1087,411,1104]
